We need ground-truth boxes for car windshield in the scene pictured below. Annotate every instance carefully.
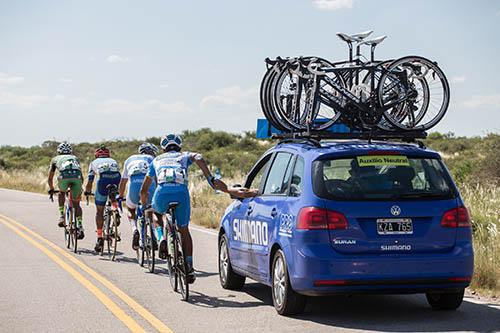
[313,155,456,201]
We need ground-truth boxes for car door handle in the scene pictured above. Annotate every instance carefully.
[271,208,278,217]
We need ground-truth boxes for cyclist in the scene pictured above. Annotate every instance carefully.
[84,146,121,253]
[140,133,239,283]
[47,142,85,239]
[118,142,159,250]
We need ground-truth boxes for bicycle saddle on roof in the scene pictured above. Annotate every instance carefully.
[336,30,373,43]
[359,35,387,46]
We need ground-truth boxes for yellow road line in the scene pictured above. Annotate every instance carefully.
[0,216,146,333]
[0,214,173,333]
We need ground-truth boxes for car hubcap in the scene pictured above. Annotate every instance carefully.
[273,256,286,307]
[220,240,228,283]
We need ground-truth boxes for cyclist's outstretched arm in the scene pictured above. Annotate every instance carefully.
[140,175,153,205]
[118,178,128,198]
[189,153,228,192]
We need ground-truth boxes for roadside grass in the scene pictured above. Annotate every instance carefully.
[0,168,498,295]
[460,183,500,294]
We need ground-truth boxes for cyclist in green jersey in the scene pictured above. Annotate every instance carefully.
[48,142,85,239]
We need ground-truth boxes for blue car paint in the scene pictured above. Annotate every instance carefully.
[219,140,473,295]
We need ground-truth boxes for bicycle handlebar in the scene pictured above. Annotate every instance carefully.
[48,190,60,202]
[85,192,94,205]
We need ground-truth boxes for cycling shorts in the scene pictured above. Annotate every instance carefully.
[95,172,121,206]
[126,174,155,209]
[151,184,190,228]
[58,178,83,200]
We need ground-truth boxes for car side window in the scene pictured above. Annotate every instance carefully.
[245,154,272,191]
[263,152,293,195]
[290,156,304,197]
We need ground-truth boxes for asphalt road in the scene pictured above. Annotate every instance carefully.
[0,188,499,333]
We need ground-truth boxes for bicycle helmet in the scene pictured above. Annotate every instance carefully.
[138,142,159,156]
[57,142,73,155]
[95,146,110,158]
[160,133,182,150]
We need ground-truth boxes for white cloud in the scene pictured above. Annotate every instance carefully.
[0,72,25,85]
[450,75,466,84]
[460,94,500,109]
[200,85,258,108]
[159,83,169,88]
[0,91,50,108]
[100,98,190,114]
[58,77,73,83]
[106,55,130,63]
[312,0,354,11]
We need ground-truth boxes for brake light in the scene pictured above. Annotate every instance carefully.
[367,151,401,155]
[297,207,348,230]
[441,207,471,228]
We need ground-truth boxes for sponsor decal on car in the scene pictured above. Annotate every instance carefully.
[357,155,409,167]
[381,244,412,251]
[278,213,294,237]
[233,219,268,246]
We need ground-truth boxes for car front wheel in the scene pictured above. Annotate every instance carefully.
[272,249,307,315]
[219,234,245,290]
[426,289,465,310]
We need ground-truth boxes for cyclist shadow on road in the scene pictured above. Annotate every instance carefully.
[292,294,500,332]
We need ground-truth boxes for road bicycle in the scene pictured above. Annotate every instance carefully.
[262,31,449,133]
[137,205,156,273]
[164,202,189,301]
[49,190,80,253]
[102,184,122,261]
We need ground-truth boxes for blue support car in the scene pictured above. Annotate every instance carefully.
[218,139,473,315]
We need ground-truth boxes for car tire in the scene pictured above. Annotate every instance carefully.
[426,289,465,310]
[219,234,245,290]
[272,249,307,316]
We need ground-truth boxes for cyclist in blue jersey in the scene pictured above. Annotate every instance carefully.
[84,146,122,253]
[140,133,251,283]
[118,142,159,250]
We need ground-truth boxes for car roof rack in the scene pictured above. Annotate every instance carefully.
[272,129,428,149]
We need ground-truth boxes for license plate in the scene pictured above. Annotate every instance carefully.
[377,218,413,235]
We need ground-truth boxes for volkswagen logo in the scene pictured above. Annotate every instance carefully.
[390,205,401,216]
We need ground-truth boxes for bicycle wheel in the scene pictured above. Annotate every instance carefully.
[175,229,189,301]
[102,207,111,257]
[260,62,292,131]
[65,202,72,249]
[145,217,155,273]
[167,226,178,292]
[377,55,449,131]
[136,216,142,265]
[272,57,346,131]
[111,213,119,261]
[140,217,146,267]
[71,208,78,254]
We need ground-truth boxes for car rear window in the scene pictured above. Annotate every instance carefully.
[313,155,456,201]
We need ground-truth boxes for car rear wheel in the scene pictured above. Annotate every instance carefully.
[219,234,245,290]
[272,249,307,316]
[426,289,465,310]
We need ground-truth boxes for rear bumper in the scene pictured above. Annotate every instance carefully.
[288,242,474,295]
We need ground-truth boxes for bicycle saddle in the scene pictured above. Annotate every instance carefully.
[169,202,179,209]
[359,35,387,46]
[336,30,373,43]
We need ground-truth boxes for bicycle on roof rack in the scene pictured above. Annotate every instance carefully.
[261,30,449,134]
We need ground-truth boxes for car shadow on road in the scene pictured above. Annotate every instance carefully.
[188,290,267,309]
[239,283,500,332]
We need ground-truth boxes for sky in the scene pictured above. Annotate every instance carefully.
[1,0,499,146]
